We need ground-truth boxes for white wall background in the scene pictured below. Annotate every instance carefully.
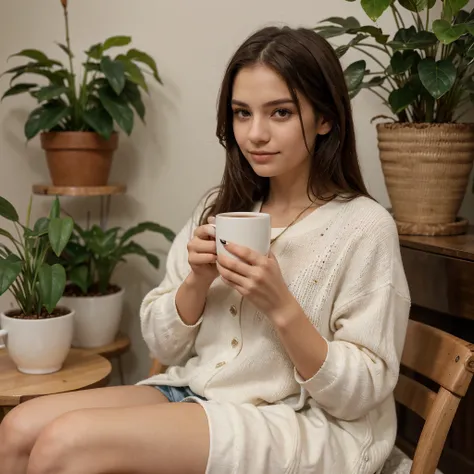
[1,0,473,383]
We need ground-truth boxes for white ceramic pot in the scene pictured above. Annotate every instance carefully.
[0,309,74,374]
[60,288,124,348]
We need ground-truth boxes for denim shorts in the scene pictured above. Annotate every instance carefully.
[153,384,207,403]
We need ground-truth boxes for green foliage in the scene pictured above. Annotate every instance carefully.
[0,196,73,316]
[0,3,162,140]
[57,221,176,296]
[315,0,474,122]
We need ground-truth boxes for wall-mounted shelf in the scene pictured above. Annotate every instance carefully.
[32,184,127,230]
[32,184,126,197]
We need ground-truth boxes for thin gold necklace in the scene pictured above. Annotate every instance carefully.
[269,201,316,246]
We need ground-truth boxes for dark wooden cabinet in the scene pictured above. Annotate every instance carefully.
[399,231,474,474]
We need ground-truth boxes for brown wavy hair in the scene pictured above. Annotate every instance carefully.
[200,26,370,225]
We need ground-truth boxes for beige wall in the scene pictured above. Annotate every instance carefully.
[1,0,473,384]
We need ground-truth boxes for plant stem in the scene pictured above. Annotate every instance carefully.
[359,42,391,54]
[392,5,406,29]
[425,5,430,30]
[352,46,397,90]
[391,5,401,30]
[367,87,391,108]
[63,3,78,128]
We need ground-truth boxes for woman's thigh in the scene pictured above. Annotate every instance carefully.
[28,401,210,474]
[1,385,168,449]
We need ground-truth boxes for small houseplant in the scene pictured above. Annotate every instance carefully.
[53,220,175,348]
[316,0,474,235]
[0,0,162,187]
[0,195,74,374]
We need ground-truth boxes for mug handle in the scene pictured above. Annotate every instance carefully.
[0,328,7,349]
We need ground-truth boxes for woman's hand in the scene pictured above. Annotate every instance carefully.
[216,241,296,322]
[187,217,219,285]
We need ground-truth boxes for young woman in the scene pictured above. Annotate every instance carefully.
[0,26,410,474]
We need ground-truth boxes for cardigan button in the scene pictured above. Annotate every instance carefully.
[229,305,238,316]
[215,361,226,368]
[231,338,239,348]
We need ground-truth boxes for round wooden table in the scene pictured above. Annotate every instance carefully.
[0,348,112,413]
[80,333,131,385]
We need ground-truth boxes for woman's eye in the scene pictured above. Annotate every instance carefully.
[273,108,292,119]
[233,109,251,119]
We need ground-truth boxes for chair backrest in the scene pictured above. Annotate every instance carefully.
[394,319,474,474]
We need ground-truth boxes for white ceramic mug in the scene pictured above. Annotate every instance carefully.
[214,212,271,259]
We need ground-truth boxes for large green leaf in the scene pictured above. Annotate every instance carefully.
[24,103,70,140]
[119,241,160,268]
[83,104,114,139]
[344,60,366,91]
[389,84,418,113]
[48,217,74,257]
[126,49,162,84]
[443,0,469,21]
[49,197,61,219]
[388,27,438,50]
[122,81,145,121]
[98,87,134,135]
[433,19,467,44]
[320,17,361,29]
[120,221,176,244]
[87,225,118,257]
[38,263,66,313]
[116,54,149,92]
[103,35,132,50]
[68,265,90,294]
[361,0,391,21]
[0,196,19,221]
[30,217,49,237]
[85,43,104,60]
[313,26,348,38]
[100,56,126,95]
[1,83,37,100]
[9,67,68,87]
[418,58,456,99]
[0,255,22,295]
[8,49,63,67]
[390,51,421,74]
[350,25,389,44]
[35,84,69,102]
[398,0,436,12]
[0,228,17,244]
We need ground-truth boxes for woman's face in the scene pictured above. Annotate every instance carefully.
[231,63,331,180]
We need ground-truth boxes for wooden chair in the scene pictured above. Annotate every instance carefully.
[382,319,474,474]
[148,320,474,474]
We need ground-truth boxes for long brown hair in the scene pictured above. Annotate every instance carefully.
[200,26,370,225]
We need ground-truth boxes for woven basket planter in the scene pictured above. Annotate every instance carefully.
[377,123,474,236]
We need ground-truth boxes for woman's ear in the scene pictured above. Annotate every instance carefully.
[316,116,332,136]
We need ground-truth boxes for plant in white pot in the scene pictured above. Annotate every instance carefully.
[0,0,162,187]
[54,221,175,348]
[316,0,474,235]
[0,195,74,374]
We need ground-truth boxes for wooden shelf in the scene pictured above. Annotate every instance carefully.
[32,184,126,197]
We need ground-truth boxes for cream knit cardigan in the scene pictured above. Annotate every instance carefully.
[137,195,411,474]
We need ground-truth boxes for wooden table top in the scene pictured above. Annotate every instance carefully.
[399,227,474,262]
[0,349,112,407]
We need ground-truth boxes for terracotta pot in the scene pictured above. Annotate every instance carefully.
[40,131,119,186]
[377,123,474,228]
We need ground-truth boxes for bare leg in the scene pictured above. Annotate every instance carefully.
[0,385,168,474]
[26,402,209,474]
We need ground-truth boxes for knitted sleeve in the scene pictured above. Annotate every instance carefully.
[140,194,212,366]
[295,216,410,421]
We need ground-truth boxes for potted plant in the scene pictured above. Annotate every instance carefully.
[316,0,474,235]
[53,220,175,348]
[0,195,74,374]
[0,0,162,187]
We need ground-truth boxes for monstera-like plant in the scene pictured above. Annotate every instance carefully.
[316,0,474,235]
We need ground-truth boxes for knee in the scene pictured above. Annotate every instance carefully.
[0,404,37,455]
[27,411,92,474]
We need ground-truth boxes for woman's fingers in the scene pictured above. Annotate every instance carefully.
[194,224,215,240]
